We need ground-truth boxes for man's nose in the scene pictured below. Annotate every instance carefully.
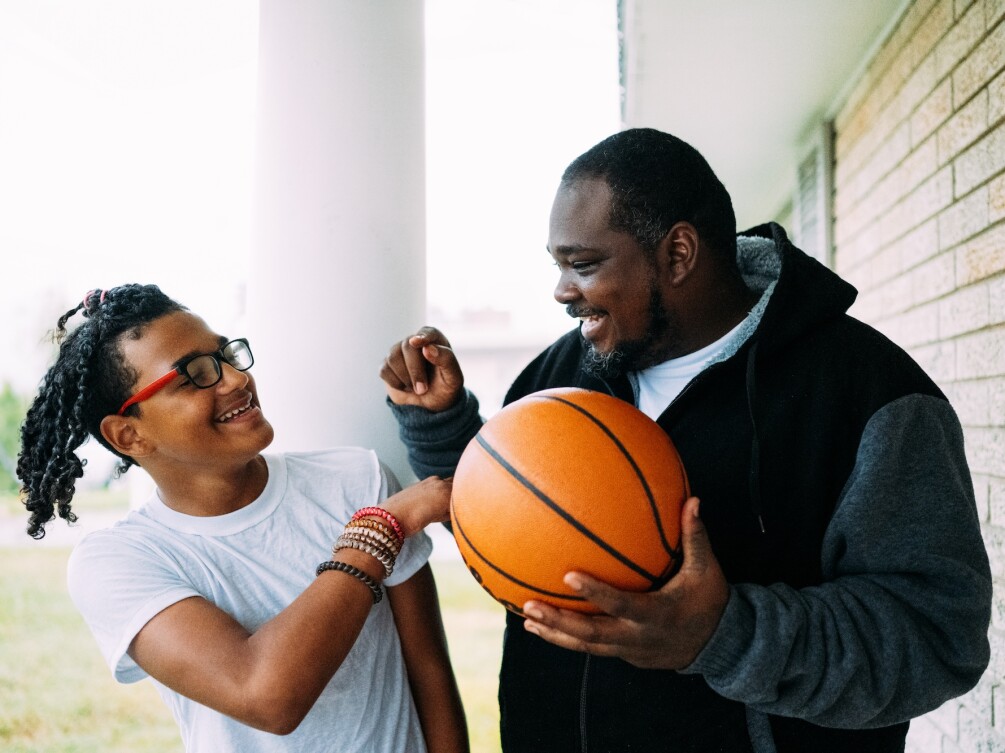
[554,272,581,304]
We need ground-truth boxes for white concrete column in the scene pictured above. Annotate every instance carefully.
[249,0,425,482]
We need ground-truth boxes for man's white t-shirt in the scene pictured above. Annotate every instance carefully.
[635,318,749,420]
[67,447,433,753]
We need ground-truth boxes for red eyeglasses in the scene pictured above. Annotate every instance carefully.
[116,338,254,416]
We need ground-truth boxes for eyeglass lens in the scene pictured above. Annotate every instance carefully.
[184,340,254,388]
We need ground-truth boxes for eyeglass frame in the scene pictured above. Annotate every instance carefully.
[115,338,254,416]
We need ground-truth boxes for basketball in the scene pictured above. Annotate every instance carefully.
[450,387,689,615]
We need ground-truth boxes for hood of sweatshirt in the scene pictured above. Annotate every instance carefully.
[736,222,857,357]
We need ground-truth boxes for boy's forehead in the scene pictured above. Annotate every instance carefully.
[121,311,220,373]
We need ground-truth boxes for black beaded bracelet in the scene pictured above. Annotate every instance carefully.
[316,560,383,604]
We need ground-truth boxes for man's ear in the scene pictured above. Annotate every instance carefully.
[100,415,154,459]
[658,221,700,286]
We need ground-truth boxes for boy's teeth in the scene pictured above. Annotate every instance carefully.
[219,405,250,422]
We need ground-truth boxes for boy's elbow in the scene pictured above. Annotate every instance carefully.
[260,708,307,737]
[239,687,314,736]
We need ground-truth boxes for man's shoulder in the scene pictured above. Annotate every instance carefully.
[780,312,946,407]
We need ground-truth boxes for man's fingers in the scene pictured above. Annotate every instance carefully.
[562,572,641,620]
[422,343,462,388]
[379,346,425,394]
[679,497,715,574]
[523,620,619,657]
[522,599,624,655]
[399,337,434,394]
[380,327,465,410]
[410,325,450,347]
[396,328,456,394]
[380,329,444,394]
[378,356,408,392]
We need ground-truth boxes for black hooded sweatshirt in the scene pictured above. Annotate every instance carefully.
[390,223,991,753]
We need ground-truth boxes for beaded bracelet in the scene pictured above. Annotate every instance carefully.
[334,535,395,577]
[315,560,383,604]
[340,521,399,552]
[337,535,397,572]
[348,518,401,553]
[350,506,405,544]
[343,522,400,555]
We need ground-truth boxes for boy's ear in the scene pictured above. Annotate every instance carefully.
[100,415,154,459]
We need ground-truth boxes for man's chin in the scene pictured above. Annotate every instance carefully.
[581,340,628,379]
[580,329,665,378]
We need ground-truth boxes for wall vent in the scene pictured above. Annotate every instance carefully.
[793,121,835,268]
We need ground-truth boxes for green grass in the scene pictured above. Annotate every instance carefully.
[0,488,130,519]
[0,544,505,752]
[0,546,184,752]
[431,558,507,753]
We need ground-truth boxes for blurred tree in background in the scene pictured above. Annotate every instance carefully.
[0,383,27,493]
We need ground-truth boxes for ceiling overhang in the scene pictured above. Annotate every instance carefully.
[619,0,907,229]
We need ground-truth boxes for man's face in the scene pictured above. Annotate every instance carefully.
[548,178,678,378]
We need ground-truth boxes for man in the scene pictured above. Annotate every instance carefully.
[380,128,991,752]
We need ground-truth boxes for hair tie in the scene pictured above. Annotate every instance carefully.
[82,289,108,311]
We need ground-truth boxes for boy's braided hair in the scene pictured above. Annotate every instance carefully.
[17,284,184,538]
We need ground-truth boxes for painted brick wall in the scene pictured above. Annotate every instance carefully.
[832,0,1005,749]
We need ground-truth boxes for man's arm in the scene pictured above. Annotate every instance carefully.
[524,395,991,728]
[685,394,991,727]
[381,327,484,479]
[389,391,484,479]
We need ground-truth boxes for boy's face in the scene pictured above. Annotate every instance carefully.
[117,310,274,473]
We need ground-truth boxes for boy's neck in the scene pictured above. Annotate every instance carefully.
[153,455,270,517]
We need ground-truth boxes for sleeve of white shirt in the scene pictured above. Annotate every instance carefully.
[66,530,200,683]
[377,460,434,587]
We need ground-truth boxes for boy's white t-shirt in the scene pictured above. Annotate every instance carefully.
[67,447,433,753]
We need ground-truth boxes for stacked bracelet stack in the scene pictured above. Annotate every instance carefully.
[315,506,406,606]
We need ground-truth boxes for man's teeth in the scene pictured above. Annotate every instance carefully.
[218,404,251,422]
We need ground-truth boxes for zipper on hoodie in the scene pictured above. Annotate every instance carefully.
[578,654,591,753]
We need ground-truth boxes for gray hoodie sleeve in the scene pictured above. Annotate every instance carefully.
[683,394,992,728]
[385,389,485,479]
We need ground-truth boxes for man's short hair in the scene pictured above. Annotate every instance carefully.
[562,128,737,261]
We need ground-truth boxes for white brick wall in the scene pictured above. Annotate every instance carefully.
[833,0,1005,749]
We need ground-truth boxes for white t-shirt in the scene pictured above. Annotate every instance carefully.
[635,318,749,420]
[67,447,433,753]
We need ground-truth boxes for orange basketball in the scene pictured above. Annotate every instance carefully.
[450,387,688,615]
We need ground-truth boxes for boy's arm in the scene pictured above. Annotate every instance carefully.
[127,477,451,735]
[389,564,470,753]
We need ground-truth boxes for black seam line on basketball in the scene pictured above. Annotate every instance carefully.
[452,507,588,603]
[541,395,679,558]
[475,433,661,583]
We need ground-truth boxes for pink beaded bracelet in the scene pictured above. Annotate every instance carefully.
[350,506,405,544]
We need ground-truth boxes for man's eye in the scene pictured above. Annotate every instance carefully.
[572,260,597,271]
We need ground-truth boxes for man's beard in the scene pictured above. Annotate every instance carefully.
[579,284,677,379]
